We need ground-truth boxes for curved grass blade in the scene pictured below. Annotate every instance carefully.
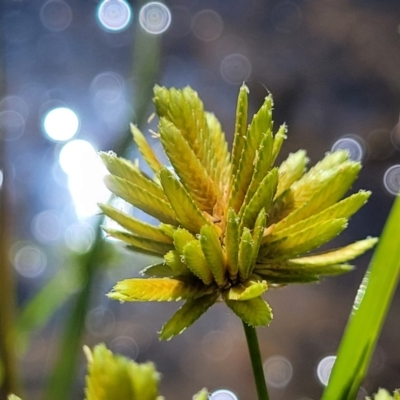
[322,194,400,400]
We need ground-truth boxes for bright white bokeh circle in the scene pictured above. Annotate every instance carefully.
[331,136,365,161]
[97,0,132,32]
[210,389,238,400]
[316,355,336,386]
[139,2,171,34]
[43,107,80,141]
[383,165,400,196]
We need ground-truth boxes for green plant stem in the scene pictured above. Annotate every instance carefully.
[242,321,270,400]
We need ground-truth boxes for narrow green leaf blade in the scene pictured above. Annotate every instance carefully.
[322,194,400,400]
[159,292,219,340]
[225,296,272,326]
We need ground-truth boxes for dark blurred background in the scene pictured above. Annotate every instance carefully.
[0,0,400,399]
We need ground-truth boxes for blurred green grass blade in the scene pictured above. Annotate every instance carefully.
[44,227,105,400]
[322,194,400,400]
[16,262,82,352]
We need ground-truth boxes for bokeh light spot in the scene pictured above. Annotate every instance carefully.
[40,0,72,32]
[383,165,400,196]
[220,54,251,84]
[59,140,110,218]
[210,389,238,400]
[91,71,125,103]
[0,110,25,141]
[109,336,139,360]
[192,10,223,42]
[31,210,62,243]
[85,307,116,337]
[139,2,172,35]
[331,136,364,161]
[12,243,47,278]
[316,355,336,386]
[263,355,293,388]
[43,107,80,141]
[97,0,132,32]
[64,223,95,253]
[390,122,400,150]
[201,330,232,361]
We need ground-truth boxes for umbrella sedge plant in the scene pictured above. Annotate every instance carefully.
[98,84,377,399]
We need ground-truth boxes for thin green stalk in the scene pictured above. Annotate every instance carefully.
[242,321,270,400]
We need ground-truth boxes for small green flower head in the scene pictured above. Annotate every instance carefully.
[101,84,377,340]
[84,344,163,400]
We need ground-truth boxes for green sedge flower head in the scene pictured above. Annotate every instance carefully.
[101,84,377,340]
[84,344,163,400]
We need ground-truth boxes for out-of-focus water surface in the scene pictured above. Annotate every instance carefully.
[1,1,400,399]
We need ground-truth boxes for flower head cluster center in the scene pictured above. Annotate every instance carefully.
[100,84,376,340]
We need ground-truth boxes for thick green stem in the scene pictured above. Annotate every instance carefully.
[242,321,270,400]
